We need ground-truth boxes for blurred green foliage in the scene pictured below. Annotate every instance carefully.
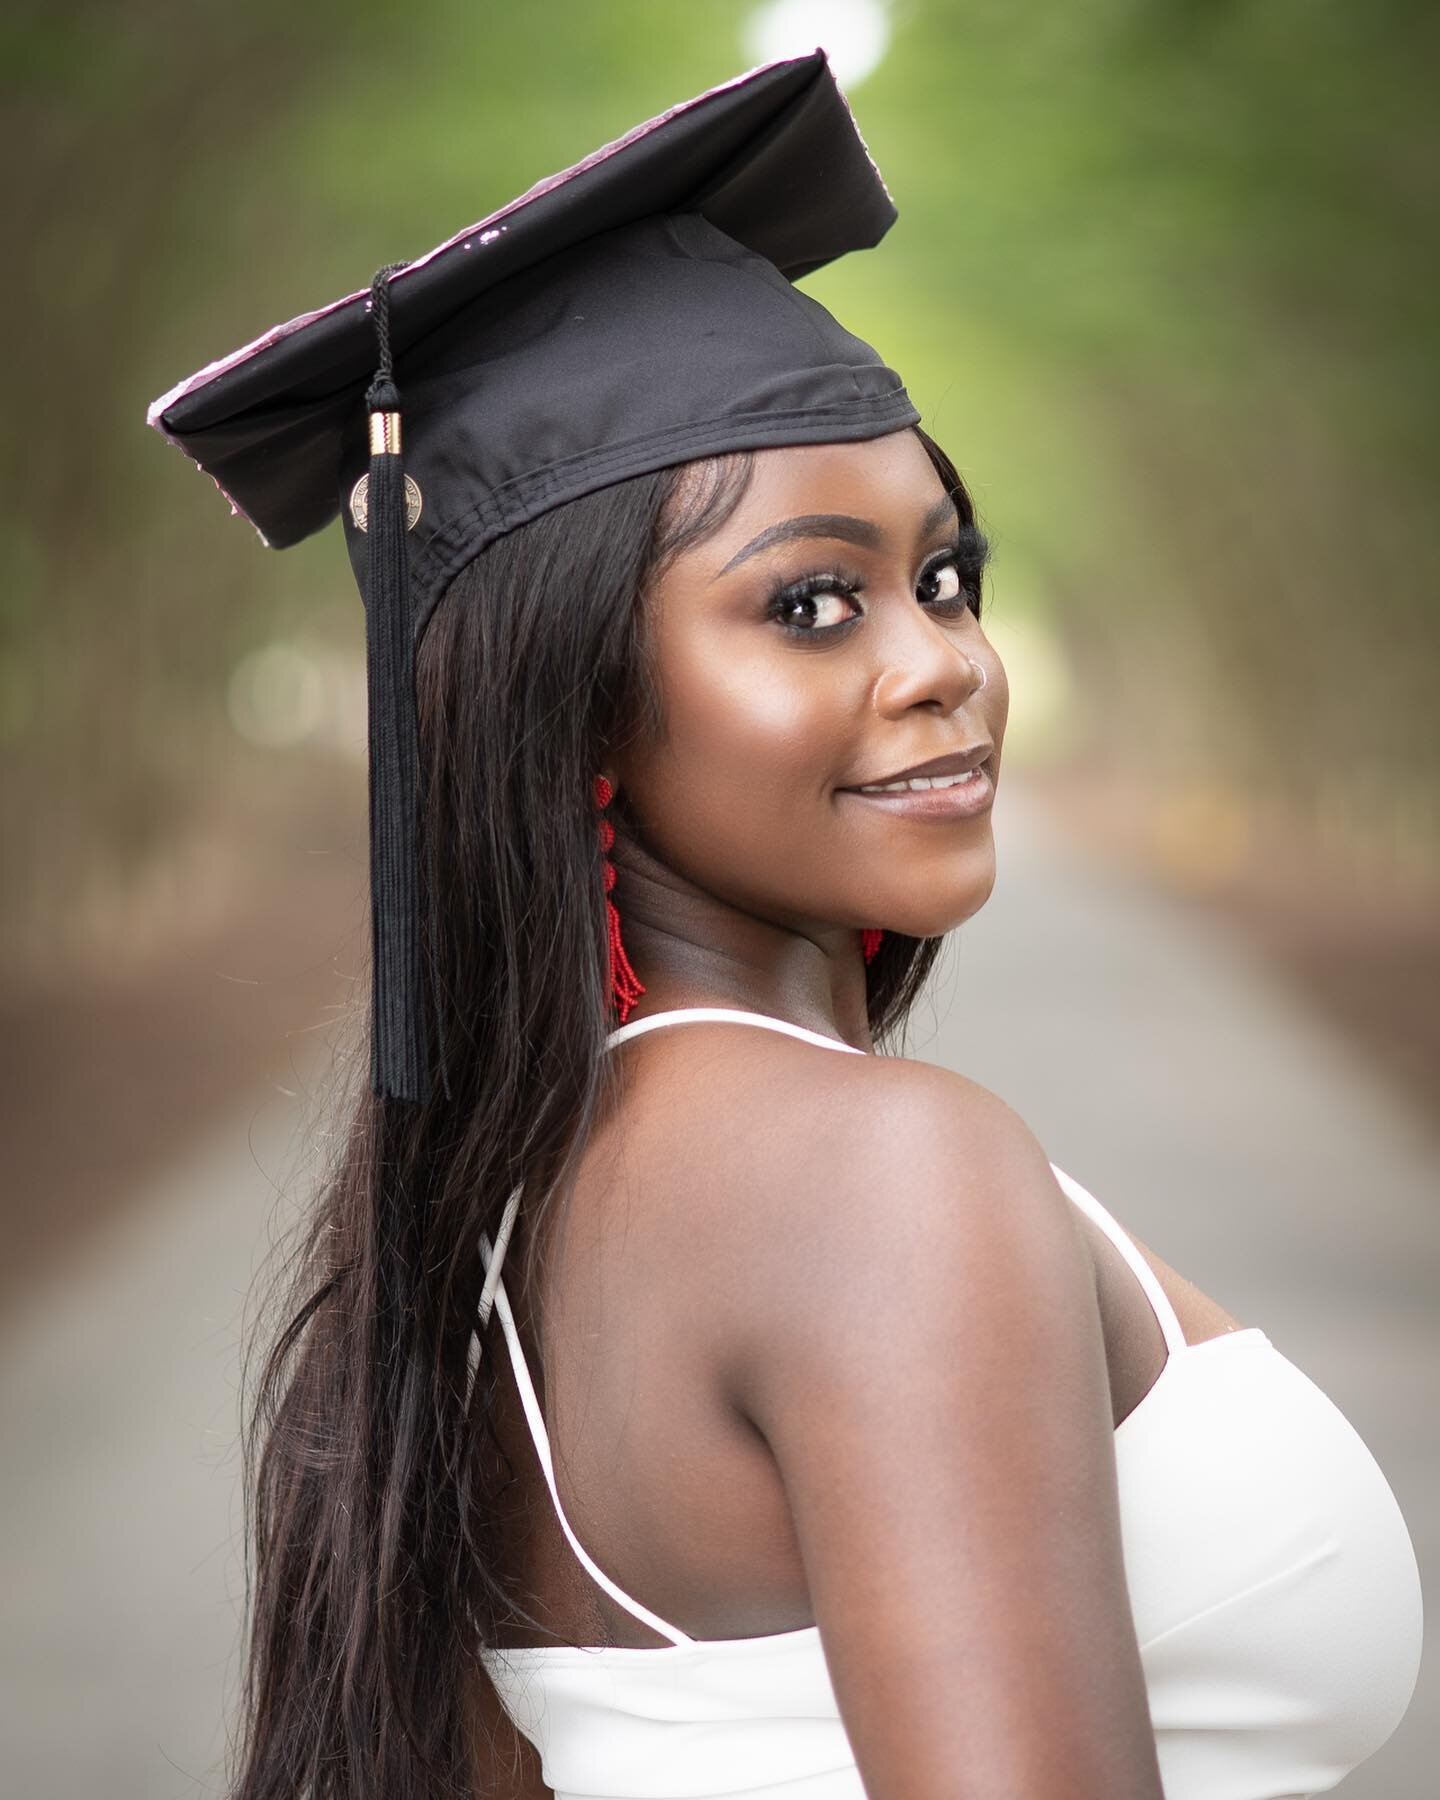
[4,0,1437,973]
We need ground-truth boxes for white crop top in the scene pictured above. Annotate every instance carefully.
[474,1008,1423,1800]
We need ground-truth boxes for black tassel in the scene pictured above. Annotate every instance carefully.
[363,263,430,1104]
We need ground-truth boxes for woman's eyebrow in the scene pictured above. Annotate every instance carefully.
[714,512,877,577]
[713,496,960,579]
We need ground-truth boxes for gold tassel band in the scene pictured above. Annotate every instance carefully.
[369,411,403,455]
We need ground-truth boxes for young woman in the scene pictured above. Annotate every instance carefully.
[149,53,1422,1800]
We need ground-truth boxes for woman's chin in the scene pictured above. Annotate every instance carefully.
[878,861,998,939]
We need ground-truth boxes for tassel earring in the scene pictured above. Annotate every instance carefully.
[862,928,885,965]
[594,774,646,1023]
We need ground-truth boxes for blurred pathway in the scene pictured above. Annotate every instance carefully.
[0,1058,331,1800]
[0,780,1433,1797]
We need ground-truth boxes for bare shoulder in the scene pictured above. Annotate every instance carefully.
[711,1047,1092,1394]
[698,1045,1163,1797]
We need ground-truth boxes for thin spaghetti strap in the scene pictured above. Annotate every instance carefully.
[605,1006,867,1054]
[1050,1162,1189,1358]
[476,1227,695,1648]
[464,1183,524,1418]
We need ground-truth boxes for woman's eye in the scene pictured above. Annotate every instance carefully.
[776,590,857,632]
[919,558,967,609]
[765,575,863,638]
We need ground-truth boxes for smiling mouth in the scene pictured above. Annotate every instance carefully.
[840,763,996,818]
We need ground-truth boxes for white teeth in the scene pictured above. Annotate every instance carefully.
[858,769,980,794]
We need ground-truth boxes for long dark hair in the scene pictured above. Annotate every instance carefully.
[229,426,983,1798]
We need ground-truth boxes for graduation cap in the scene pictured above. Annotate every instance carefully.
[147,50,919,1105]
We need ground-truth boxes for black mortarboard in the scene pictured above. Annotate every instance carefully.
[147,50,919,1105]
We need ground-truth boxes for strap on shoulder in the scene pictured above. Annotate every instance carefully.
[1050,1162,1188,1357]
[605,1005,866,1053]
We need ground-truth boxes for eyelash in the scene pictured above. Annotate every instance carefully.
[762,535,988,641]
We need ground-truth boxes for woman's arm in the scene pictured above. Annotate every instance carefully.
[723,1061,1165,1799]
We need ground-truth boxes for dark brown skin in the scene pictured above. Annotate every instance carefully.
[470,429,1247,1797]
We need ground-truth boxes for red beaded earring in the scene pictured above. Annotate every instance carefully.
[862,927,884,964]
[594,774,646,1023]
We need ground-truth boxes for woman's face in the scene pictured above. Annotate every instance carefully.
[612,428,1009,947]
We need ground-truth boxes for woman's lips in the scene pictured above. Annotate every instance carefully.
[839,764,996,819]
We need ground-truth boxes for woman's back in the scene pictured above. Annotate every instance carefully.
[486,1009,891,1650]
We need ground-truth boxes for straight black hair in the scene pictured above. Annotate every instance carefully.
[228,425,984,1798]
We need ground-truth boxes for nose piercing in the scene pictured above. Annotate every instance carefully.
[969,657,987,689]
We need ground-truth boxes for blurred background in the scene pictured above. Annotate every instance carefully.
[2,0,1435,1794]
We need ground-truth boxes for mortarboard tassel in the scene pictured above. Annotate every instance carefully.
[363,263,430,1104]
